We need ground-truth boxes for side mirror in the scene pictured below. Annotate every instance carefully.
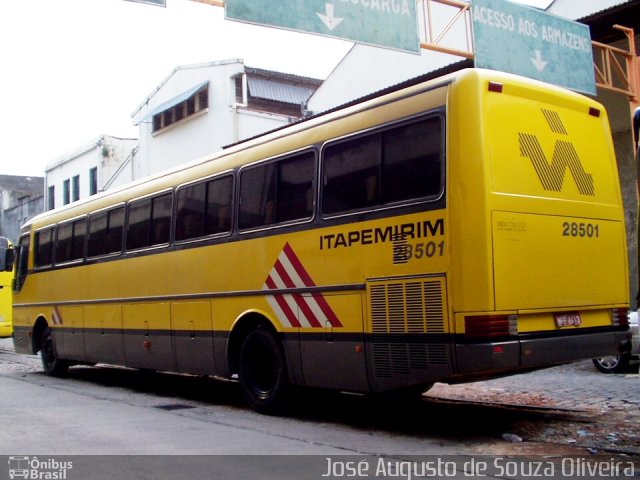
[0,237,14,272]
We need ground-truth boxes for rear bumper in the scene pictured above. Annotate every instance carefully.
[455,329,630,375]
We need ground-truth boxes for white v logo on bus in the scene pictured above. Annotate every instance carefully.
[518,110,595,196]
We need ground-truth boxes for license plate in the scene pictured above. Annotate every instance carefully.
[555,312,582,328]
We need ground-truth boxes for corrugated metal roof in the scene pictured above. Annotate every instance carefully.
[247,76,317,105]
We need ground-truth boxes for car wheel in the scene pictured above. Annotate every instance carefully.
[592,353,630,374]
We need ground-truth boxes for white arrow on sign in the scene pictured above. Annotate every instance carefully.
[317,3,343,31]
[531,50,548,72]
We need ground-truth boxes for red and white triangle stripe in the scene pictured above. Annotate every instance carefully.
[263,243,342,329]
[52,306,63,325]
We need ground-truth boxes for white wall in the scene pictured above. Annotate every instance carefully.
[307,45,460,113]
[131,59,304,179]
[132,60,244,177]
[45,136,137,210]
[100,137,138,190]
[235,108,296,143]
[46,144,97,210]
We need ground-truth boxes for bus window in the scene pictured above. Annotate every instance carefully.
[89,206,124,257]
[176,175,234,241]
[88,211,108,257]
[204,176,233,235]
[34,227,54,268]
[0,237,12,272]
[106,207,124,253]
[70,218,86,261]
[323,135,379,214]
[382,117,442,204]
[239,152,314,230]
[176,182,206,240]
[150,193,172,245]
[13,234,29,292]
[322,116,443,215]
[55,222,72,263]
[126,193,172,250]
[126,198,151,250]
[55,218,86,264]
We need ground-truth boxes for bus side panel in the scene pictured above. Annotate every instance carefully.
[11,307,35,354]
[122,303,175,372]
[298,292,369,392]
[84,305,125,366]
[171,301,215,375]
[60,306,86,362]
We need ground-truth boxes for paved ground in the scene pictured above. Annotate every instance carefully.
[431,359,640,408]
[426,360,640,455]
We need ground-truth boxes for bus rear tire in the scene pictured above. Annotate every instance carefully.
[238,328,289,414]
[40,327,69,377]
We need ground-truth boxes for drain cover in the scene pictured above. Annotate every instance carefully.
[154,404,195,411]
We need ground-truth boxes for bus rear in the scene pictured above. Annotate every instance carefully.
[448,70,630,379]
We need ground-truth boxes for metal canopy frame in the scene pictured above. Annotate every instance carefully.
[417,0,637,98]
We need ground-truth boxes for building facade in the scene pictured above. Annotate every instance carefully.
[130,59,321,178]
[0,175,44,242]
[44,135,138,211]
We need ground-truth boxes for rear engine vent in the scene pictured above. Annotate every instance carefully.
[368,277,449,379]
[370,279,445,334]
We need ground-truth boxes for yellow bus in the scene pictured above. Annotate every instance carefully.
[0,237,13,338]
[1,68,631,413]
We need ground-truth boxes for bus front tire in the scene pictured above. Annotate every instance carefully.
[238,328,289,414]
[40,327,69,377]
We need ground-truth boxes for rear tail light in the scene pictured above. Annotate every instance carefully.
[612,308,629,327]
[465,314,518,339]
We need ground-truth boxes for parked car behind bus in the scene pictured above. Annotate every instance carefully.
[593,310,639,373]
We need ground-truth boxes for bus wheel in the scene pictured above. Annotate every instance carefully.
[238,328,289,414]
[40,327,69,377]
